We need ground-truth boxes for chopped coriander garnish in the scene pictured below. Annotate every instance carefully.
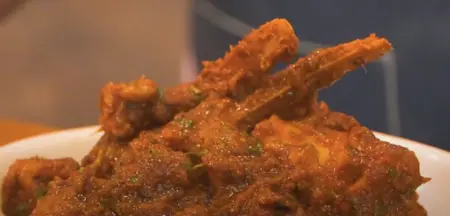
[374,201,387,216]
[193,95,203,102]
[197,149,208,157]
[326,189,338,199]
[15,202,29,213]
[150,148,160,156]
[129,176,139,183]
[157,87,165,99]
[179,118,194,129]
[387,167,398,177]
[148,138,159,144]
[183,162,205,171]
[189,85,202,95]
[219,137,228,145]
[184,120,194,128]
[192,163,205,170]
[189,85,204,102]
[78,167,84,173]
[182,162,193,170]
[35,186,48,199]
[295,182,308,191]
[346,145,359,155]
[187,149,208,157]
[248,142,263,156]
[240,131,250,137]
[99,197,113,208]
[349,196,360,209]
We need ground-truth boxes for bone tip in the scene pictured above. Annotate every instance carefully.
[262,18,295,33]
[367,33,393,51]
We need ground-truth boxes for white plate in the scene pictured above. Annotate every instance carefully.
[0,126,449,216]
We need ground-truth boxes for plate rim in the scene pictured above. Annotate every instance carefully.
[0,125,101,152]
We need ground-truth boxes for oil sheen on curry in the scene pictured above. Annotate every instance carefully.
[1,18,429,216]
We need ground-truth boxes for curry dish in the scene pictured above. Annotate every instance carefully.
[1,18,428,216]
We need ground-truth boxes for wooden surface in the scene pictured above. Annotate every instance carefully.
[0,120,57,147]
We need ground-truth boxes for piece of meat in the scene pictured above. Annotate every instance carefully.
[1,157,79,216]
[161,34,392,140]
[273,34,392,90]
[99,76,172,139]
[81,134,135,178]
[163,18,299,112]
[31,133,210,216]
[160,96,241,151]
[1,18,428,216]
[196,18,299,98]
[225,34,392,129]
[251,113,428,215]
[228,84,296,130]
[99,26,392,142]
[29,96,426,216]
[99,19,299,140]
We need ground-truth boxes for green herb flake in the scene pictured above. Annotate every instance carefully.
[179,118,194,129]
[183,161,205,171]
[78,167,84,173]
[15,202,29,214]
[150,148,160,156]
[184,120,194,128]
[35,186,48,199]
[189,85,204,102]
[192,163,205,170]
[157,88,165,99]
[99,197,113,208]
[187,149,208,157]
[241,131,250,137]
[295,182,308,191]
[326,189,338,199]
[148,138,159,144]
[349,196,360,210]
[374,201,387,216]
[404,187,415,198]
[346,145,359,155]
[182,161,193,170]
[189,85,202,95]
[129,176,139,183]
[248,142,264,156]
[387,167,398,177]
[197,149,208,157]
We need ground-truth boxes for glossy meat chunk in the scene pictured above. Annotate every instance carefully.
[253,110,428,215]
[30,132,210,216]
[1,18,428,216]
[27,108,427,216]
[99,76,171,139]
[164,18,299,109]
[99,18,300,141]
[2,157,79,216]
[81,134,135,178]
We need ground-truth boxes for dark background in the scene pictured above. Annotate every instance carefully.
[193,0,450,149]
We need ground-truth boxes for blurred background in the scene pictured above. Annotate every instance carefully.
[0,0,449,149]
[0,0,191,127]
